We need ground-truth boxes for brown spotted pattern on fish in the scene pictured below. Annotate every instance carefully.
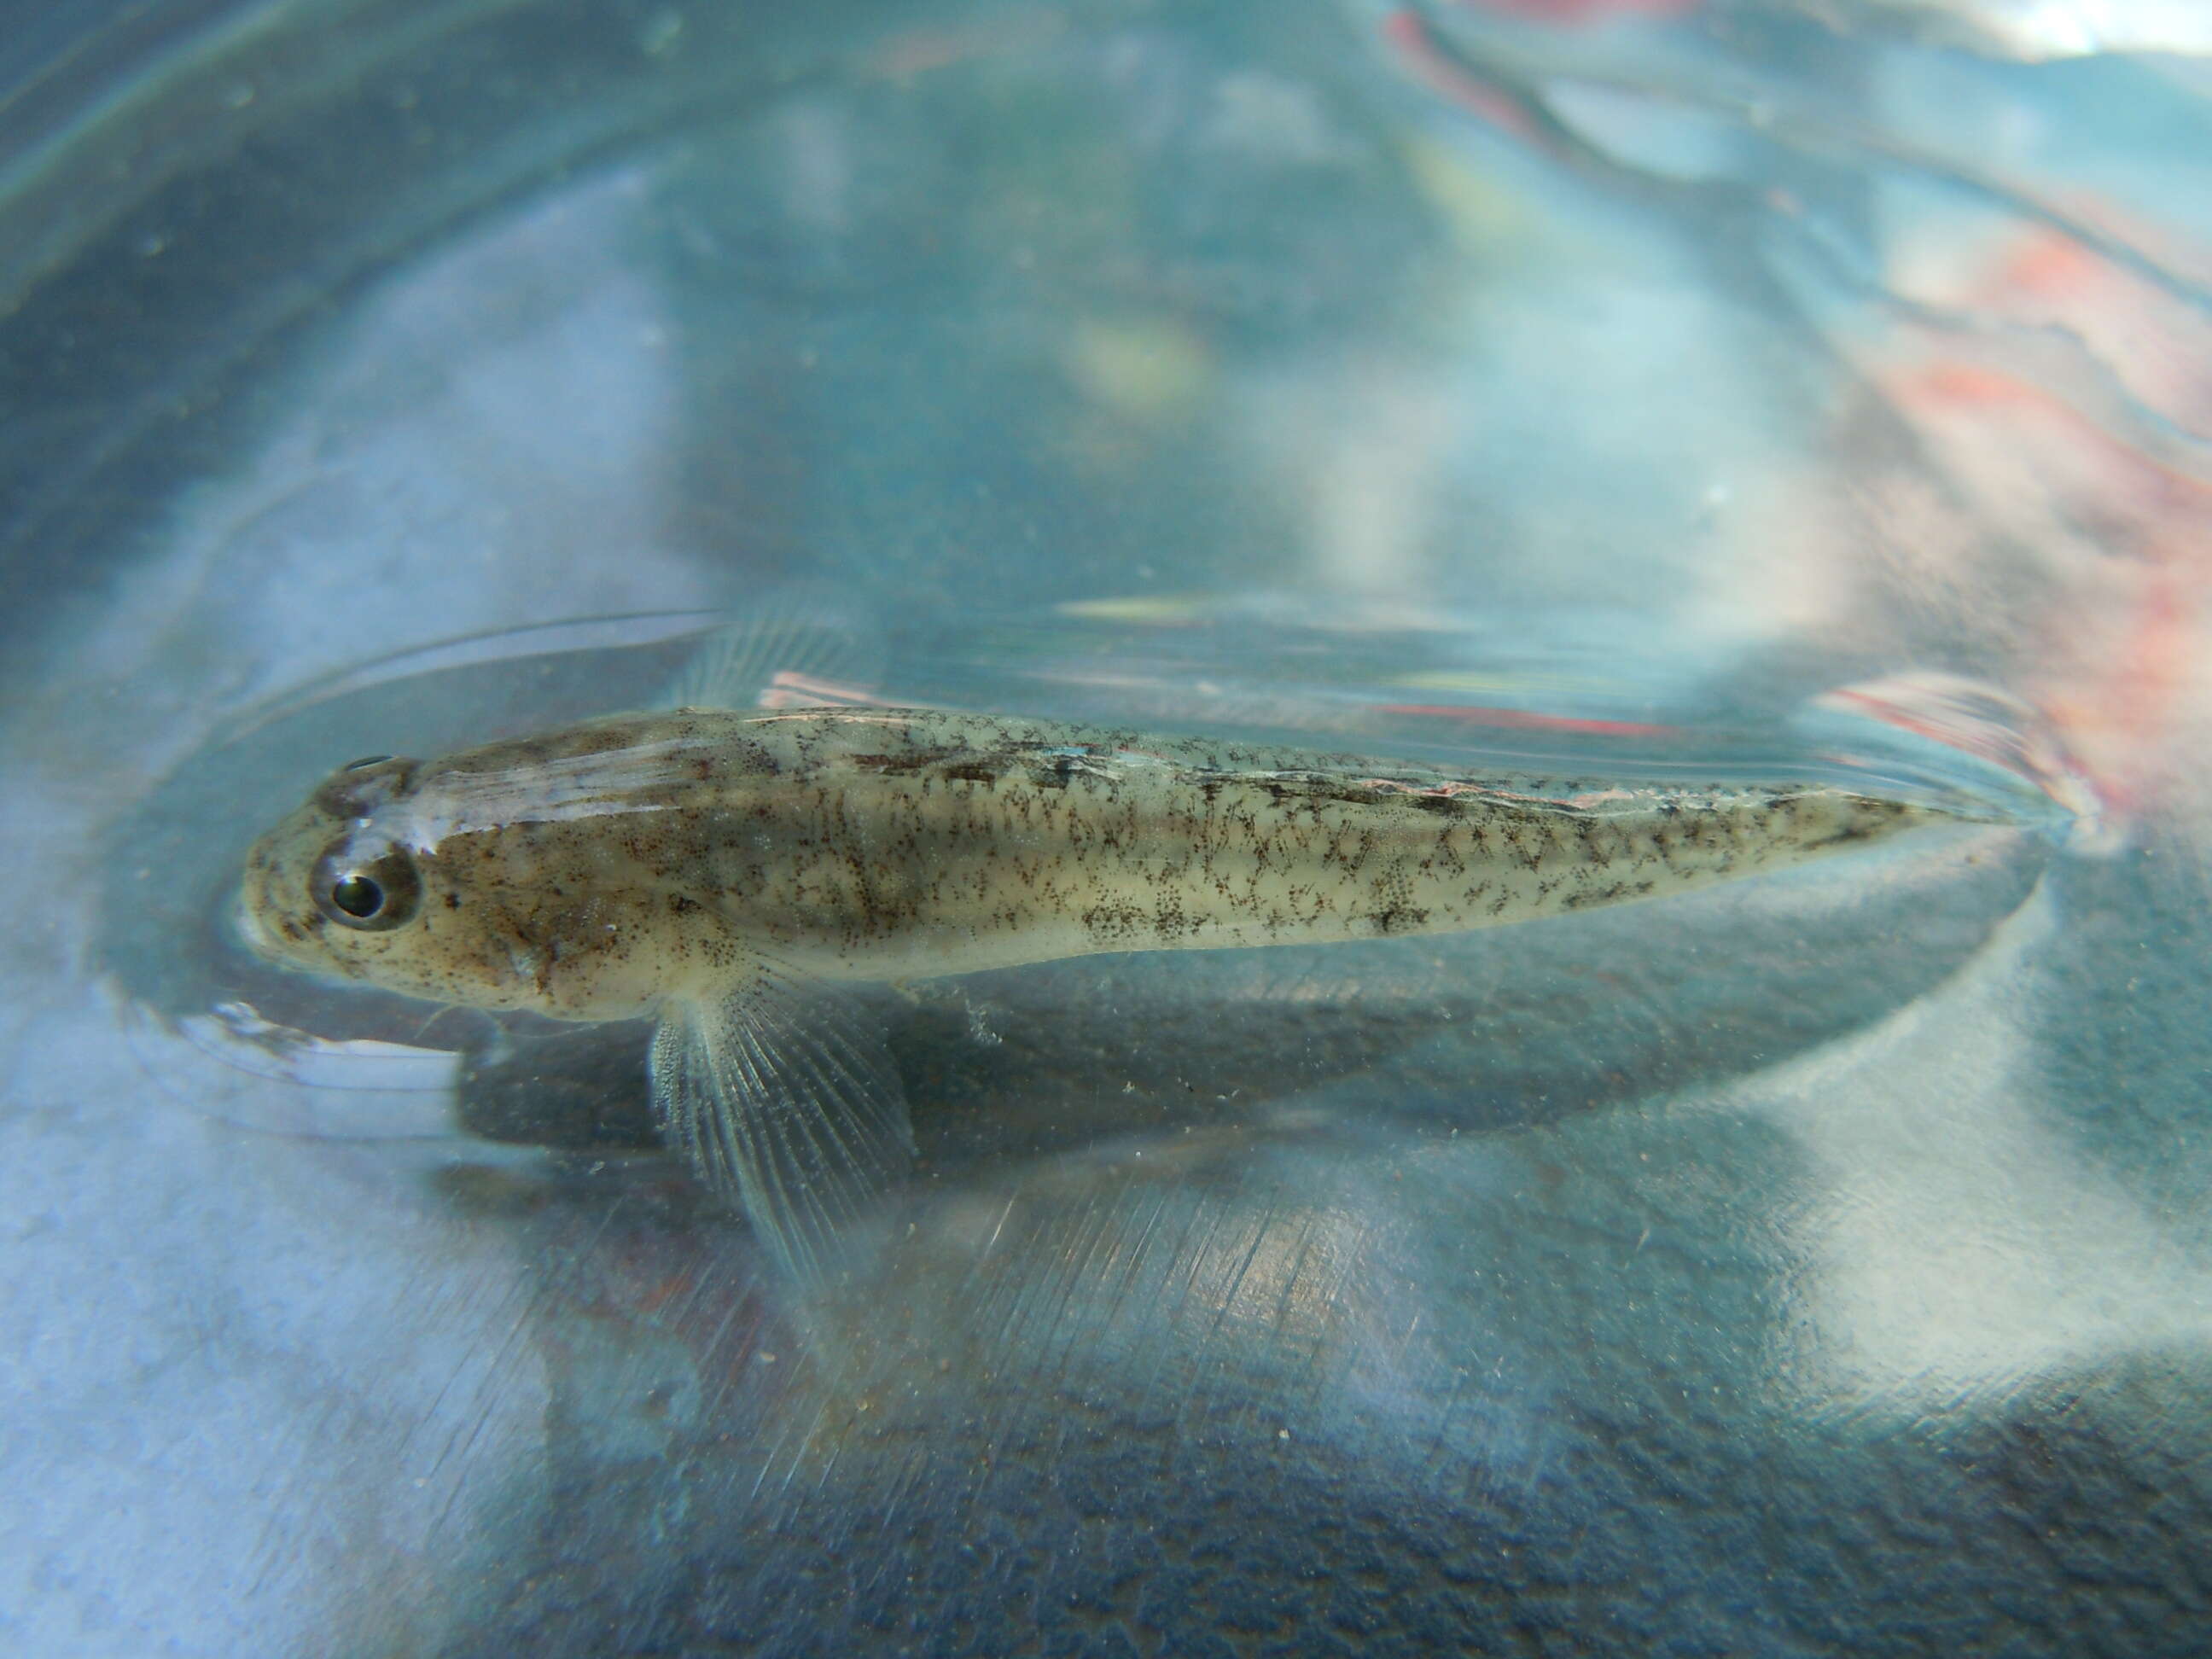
[240,704,1982,1284]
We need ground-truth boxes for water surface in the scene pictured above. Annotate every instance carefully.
[4,2,2210,1653]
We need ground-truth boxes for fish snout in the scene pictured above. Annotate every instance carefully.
[231,884,274,958]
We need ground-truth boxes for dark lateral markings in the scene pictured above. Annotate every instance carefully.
[837,736,1656,827]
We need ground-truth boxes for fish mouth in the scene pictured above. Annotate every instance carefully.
[230,885,274,958]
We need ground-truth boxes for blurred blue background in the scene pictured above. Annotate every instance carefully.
[4,1,2211,1653]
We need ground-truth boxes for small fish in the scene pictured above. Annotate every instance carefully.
[241,667,1999,1280]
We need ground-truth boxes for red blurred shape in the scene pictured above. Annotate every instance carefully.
[1457,0,1699,22]
[1382,9,1542,139]
[1377,702,1679,737]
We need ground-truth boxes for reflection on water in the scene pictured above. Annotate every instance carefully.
[5,0,2211,1653]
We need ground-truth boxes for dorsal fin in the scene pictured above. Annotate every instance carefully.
[660,593,882,713]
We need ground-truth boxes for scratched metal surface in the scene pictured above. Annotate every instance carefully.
[4,1,2211,1655]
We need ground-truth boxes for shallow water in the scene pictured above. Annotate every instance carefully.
[5,2,2211,1654]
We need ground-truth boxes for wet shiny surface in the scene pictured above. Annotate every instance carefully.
[4,1,2211,1653]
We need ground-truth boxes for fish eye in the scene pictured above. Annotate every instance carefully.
[330,874,384,917]
[311,845,422,931]
[341,754,394,772]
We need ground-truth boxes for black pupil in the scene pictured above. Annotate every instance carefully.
[330,874,384,918]
[341,754,393,771]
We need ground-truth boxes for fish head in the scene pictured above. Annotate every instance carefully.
[243,748,708,1021]
[241,754,440,984]
[242,754,545,1015]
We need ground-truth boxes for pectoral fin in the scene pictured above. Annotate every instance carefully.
[649,960,913,1284]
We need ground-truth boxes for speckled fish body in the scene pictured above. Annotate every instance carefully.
[245,706,1953,1007]
[242,703,1980,1283]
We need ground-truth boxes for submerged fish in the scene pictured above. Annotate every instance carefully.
[241,693,1999,1279]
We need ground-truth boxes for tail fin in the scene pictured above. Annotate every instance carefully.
[1796,672,2114,853]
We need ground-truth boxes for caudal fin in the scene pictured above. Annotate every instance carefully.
[1800,672,2110,850]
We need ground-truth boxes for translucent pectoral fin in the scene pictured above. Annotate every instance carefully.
[649,962,913,1284]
